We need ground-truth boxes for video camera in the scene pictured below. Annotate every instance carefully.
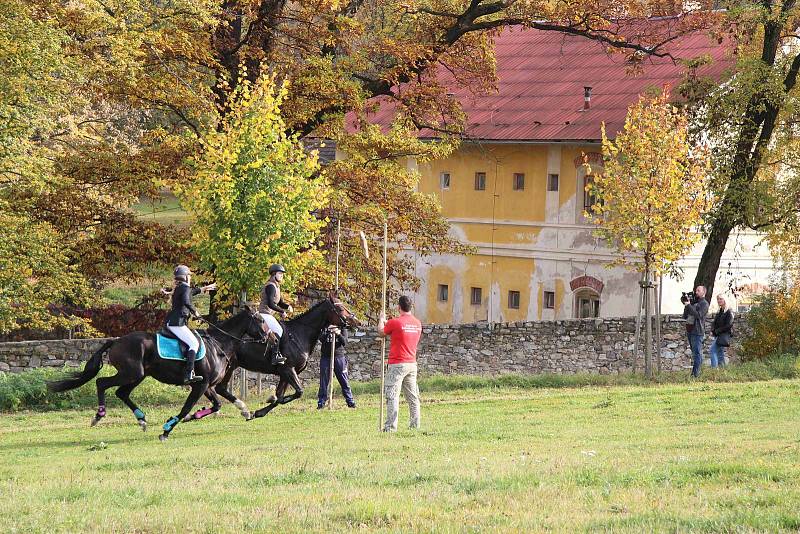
[680,291,697,305]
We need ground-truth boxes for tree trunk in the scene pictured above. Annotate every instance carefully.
[693,217,734,302]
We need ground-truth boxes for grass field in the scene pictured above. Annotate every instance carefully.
[2,376,800,533]
[131,193,189,227]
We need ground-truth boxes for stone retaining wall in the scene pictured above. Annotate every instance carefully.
[0,315,746,381]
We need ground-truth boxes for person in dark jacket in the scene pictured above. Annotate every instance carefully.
[710,295,734,368]
[682,285,710,378]
[164,265,216,384]
[258,264,294,365]
[317,325,356,409]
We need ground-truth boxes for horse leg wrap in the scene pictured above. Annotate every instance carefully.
[133,408,145,421]
[163,416,180,432]
[194,407,214,419]
[90,405,106,426]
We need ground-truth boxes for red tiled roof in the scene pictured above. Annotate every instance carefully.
[354,25,732,142]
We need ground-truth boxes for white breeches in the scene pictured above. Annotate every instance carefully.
[260,313,283,338]
[166,325,200,352]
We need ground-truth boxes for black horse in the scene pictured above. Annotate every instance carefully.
[187,295,360,421]
[48,308,267,440]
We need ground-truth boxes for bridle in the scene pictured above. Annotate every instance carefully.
[196,312,268,344]
[331,300,359,330]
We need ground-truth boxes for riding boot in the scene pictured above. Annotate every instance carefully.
[183,349,203,384]
[271,345,287,366]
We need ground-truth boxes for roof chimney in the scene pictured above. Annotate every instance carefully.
[584,86,592,110]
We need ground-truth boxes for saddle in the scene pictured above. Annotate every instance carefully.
[156,329,206,361]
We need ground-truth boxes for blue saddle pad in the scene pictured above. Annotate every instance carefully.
[156,333,206,361]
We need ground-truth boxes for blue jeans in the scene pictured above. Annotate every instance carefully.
[710,338,726,368]
[318,355,355,407]
[688,334,704,377]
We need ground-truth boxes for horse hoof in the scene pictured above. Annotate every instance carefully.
[138,420,147,432]
[90,416,101,427]
[159,434,168,442]
[267,395,277,403]
[182,414,195,423]
[241,411,251,420]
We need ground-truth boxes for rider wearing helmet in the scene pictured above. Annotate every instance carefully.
[259,264,294,365]
[165,265,216,384]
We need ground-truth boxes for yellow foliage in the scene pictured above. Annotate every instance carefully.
[589,88,712,277]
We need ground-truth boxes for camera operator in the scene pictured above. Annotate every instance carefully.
[682,285,709,378]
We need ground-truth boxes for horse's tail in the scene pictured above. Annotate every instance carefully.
[47,340,112,393]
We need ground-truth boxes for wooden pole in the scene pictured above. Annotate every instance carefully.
[633,280,645,373]
[239,289,248,400]
[644,270,653,379]
[328,219,341,409]
[379,217,388,432]
[655,274,663,375]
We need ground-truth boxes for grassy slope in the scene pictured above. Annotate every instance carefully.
[2,377,800,532]
[131,193,189,227]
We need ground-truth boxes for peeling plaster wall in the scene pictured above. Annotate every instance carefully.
[411,141,777,323]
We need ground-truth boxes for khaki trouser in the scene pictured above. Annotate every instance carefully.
[383,362,420,432]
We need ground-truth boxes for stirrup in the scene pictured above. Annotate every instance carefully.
[271,352,286,365]
[184,371,203,384]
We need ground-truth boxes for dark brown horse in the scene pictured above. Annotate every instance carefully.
[48,308,267,440]
[187,295,360,421]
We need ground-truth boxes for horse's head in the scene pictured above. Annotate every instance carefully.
[325,293,361,329]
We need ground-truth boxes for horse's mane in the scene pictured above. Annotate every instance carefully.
[212,307,252,331]
[288,299,331,325]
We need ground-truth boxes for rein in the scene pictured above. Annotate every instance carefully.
[195,315,263,344]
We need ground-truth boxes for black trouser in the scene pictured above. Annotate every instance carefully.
[318,355,355,406]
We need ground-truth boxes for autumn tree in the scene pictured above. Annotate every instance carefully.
[176,75,328,309]
[589,89,711,376]
[2,0,720,328]
[681,0,800,298]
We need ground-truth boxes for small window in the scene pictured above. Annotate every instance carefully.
[437,284,449,302]
[474,172,486,191]
[508,290,520,309]
[547,173,559,192]
[543,291,555,309]
[440,172,451,190]
[513,173,525,191]
[584,175,598,211]
[470,287,483,306]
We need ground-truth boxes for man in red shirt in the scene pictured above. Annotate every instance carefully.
[378,295,422,432]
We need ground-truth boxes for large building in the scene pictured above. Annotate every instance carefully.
[365,27,775,324]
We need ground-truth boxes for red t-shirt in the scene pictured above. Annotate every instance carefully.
[383,314,422,364]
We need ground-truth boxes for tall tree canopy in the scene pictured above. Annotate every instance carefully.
[682,0,800,297]
[2,0,718,329]
[177,76,328,306]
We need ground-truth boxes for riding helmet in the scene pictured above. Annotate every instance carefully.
[174,265,191,279]
[269,264,286,274]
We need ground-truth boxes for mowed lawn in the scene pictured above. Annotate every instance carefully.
[2,379,800,533]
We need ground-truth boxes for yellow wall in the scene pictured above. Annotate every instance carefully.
[419,144,548,224]
[495,256,536,323]
[416,142,598,324]
[425,264,456,324]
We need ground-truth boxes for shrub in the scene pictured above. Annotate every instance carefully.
[52,292,168,337]
[740,281,800,360]
[0,367,184,412]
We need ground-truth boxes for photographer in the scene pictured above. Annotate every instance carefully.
[682,285,709,378]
